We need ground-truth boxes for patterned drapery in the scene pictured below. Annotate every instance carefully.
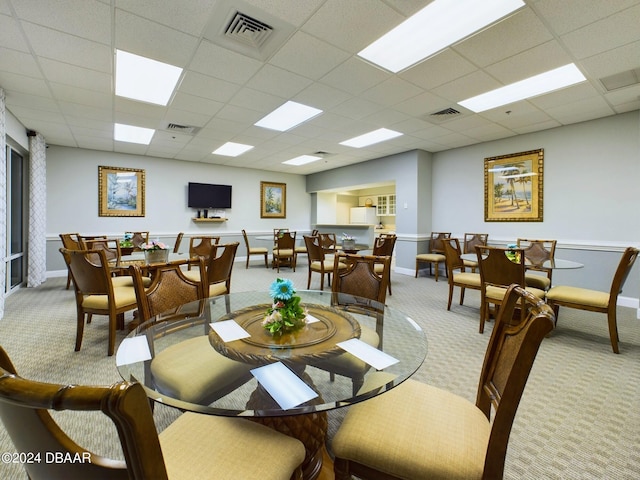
[0,88,7,317]
[27,132,47,287]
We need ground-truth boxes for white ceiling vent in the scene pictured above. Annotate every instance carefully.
[203,0,295,61]
[165,123,200,135]
[599,68,640,91]
[224,12,273,49]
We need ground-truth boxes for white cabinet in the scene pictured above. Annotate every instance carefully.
[376,194,396,216]
[350,207,377,224]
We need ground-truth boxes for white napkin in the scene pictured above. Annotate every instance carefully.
[251,362,318,410]
[116,336,152,366]
[337,338,399,370]
[209,319,251,342]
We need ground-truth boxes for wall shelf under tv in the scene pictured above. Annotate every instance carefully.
[192,218,228,223]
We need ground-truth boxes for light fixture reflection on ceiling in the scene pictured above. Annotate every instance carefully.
[115,50,183,106]
[459,64,587,112]
[114,123,155,145]
[282,155,322,166]
[340,128,403,148]
[254,101,323,131]
[212,142,254,157]
[358,0,525,73]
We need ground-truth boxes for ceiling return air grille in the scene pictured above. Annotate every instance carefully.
[224,12,273,49]
[425,107,464,124]
[165,123,200,135]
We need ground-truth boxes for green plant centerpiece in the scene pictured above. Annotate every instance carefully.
[262,278,307,336]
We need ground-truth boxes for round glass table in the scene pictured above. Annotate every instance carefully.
[460,253,584,269]
[116,290,427,479]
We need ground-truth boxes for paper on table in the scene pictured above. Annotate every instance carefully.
[209,320,251,342]
[116,336,151,366]
[305,313,320,323]
[251,362,318,410]
[337,338,399,370]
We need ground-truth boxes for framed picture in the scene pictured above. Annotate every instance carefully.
[98,166,145,217]
[260,181,286,218]
[484,149,543,222]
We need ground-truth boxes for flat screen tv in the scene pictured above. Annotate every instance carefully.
[187,182,232,209]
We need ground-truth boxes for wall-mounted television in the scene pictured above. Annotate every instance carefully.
[187,182,232,209]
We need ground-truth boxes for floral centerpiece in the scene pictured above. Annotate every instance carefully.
[120,232,133,248]
[341,232,356,250]
[262,278,307,335]
[141,240,169,264]
[505,243,521,262]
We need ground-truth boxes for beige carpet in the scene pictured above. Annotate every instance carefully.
[0,259,639,479]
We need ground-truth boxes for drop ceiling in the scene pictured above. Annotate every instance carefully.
[1,0,639,175]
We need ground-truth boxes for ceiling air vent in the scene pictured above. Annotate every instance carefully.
[431,107,461,117]
[224,12,273,49]
[424,106,464,124]
[165,123,200,135]
[599,67,640,91]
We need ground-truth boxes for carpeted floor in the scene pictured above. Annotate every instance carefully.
[0,258,639,479]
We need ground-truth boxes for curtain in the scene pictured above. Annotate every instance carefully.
[0,89,6,317]
[27,132,47,287]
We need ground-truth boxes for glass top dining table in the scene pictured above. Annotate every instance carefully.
[460,253,584,269]
[116,290,427,479]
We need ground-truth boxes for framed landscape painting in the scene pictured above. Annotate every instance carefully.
[98,166,145,217]
[484,149,543,222]
[260,181,286,218]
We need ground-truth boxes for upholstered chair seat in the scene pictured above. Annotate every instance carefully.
[415,232,451,281]
[524,272,552,290]
[545,285,608,307]
[485,284,546,303]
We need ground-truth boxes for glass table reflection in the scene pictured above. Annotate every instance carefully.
[116,290,427,480]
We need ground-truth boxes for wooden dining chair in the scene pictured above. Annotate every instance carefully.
[546,246,639,353]
[309,253,390,396]
[188,235,220,268]
[517,238,557,290]
[60,247,138,356]
[463,233,489,272]
[415,232,451,281]
[126,231,150,251]
[172,232,184,253]
[273,231,297,272]
[475,245,546,334]
[331,284,554,480]
[241,229,269,269]
[59,233,81,289]
[184,242,239,299]
[442,237,482,311]
[0,346,305,480]
[372,234,396,295]
[304,235,347,290]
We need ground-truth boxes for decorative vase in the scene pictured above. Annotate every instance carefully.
[342,239,356,250]
[144,249,169,264]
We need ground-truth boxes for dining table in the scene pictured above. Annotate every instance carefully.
[460,253,584,270]
[116,290,427,480]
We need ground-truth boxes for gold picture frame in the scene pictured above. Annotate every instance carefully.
[98,166,145,217]
[484,149,543,222]
[260,181,286,218]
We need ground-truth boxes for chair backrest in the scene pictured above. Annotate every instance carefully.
[331,254,390,316]
[129,258,207,323]
[372,234,397,257]
[273,228,289,243]
[189,236,220,259]
[609,247,639,299]
[173,232,184,253]
[516,238,556,266]
[304,235,324,263]
[463,233,488,254]
[59,233,81,250]
[60,248,112,296]
[475,284,554,479]
[275,231,296,251]
[442,237,465,273]
[430,232,451,253]
[319,233,338,251]
[0,346,169,480]
[81,238,122,264]
[126,231,149,250]
[204,242,239,289]
[241,229,251,250]
[475,245,526,288]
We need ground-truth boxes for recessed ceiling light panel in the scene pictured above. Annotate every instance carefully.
[213,142,254,157]
[282,155,322,166]
[114,123,155,145]
[254,101,323,131]
[340,128,403,148]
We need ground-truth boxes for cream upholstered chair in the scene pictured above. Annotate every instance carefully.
[371,234,396,295]
[59,233,81,289]
[129,258,254,405]
[304,235,347,290]
[546,246,639,353]
[475,245,546,334]
[442,237,482,311]
[309,253,390,396]
[463,233,488,272]
[517,238,557,290]
[241,229,268,269]
[0,346,305,480]
[273,231,297,272]
[60,247,138,356]
[126,231,149,251]
[189,235,220,262]
[331,285,555,480]
[184,242,238,298]
[415,232,451,281]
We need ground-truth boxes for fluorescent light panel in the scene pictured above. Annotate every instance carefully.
[340,128,403,148]
[115,50,182,106]
[254,101,323,131]
[459,64,587,112]
[212,142,254,157]
[114,123,155,145]
[282,155,322,166]
[358,0,525,73]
